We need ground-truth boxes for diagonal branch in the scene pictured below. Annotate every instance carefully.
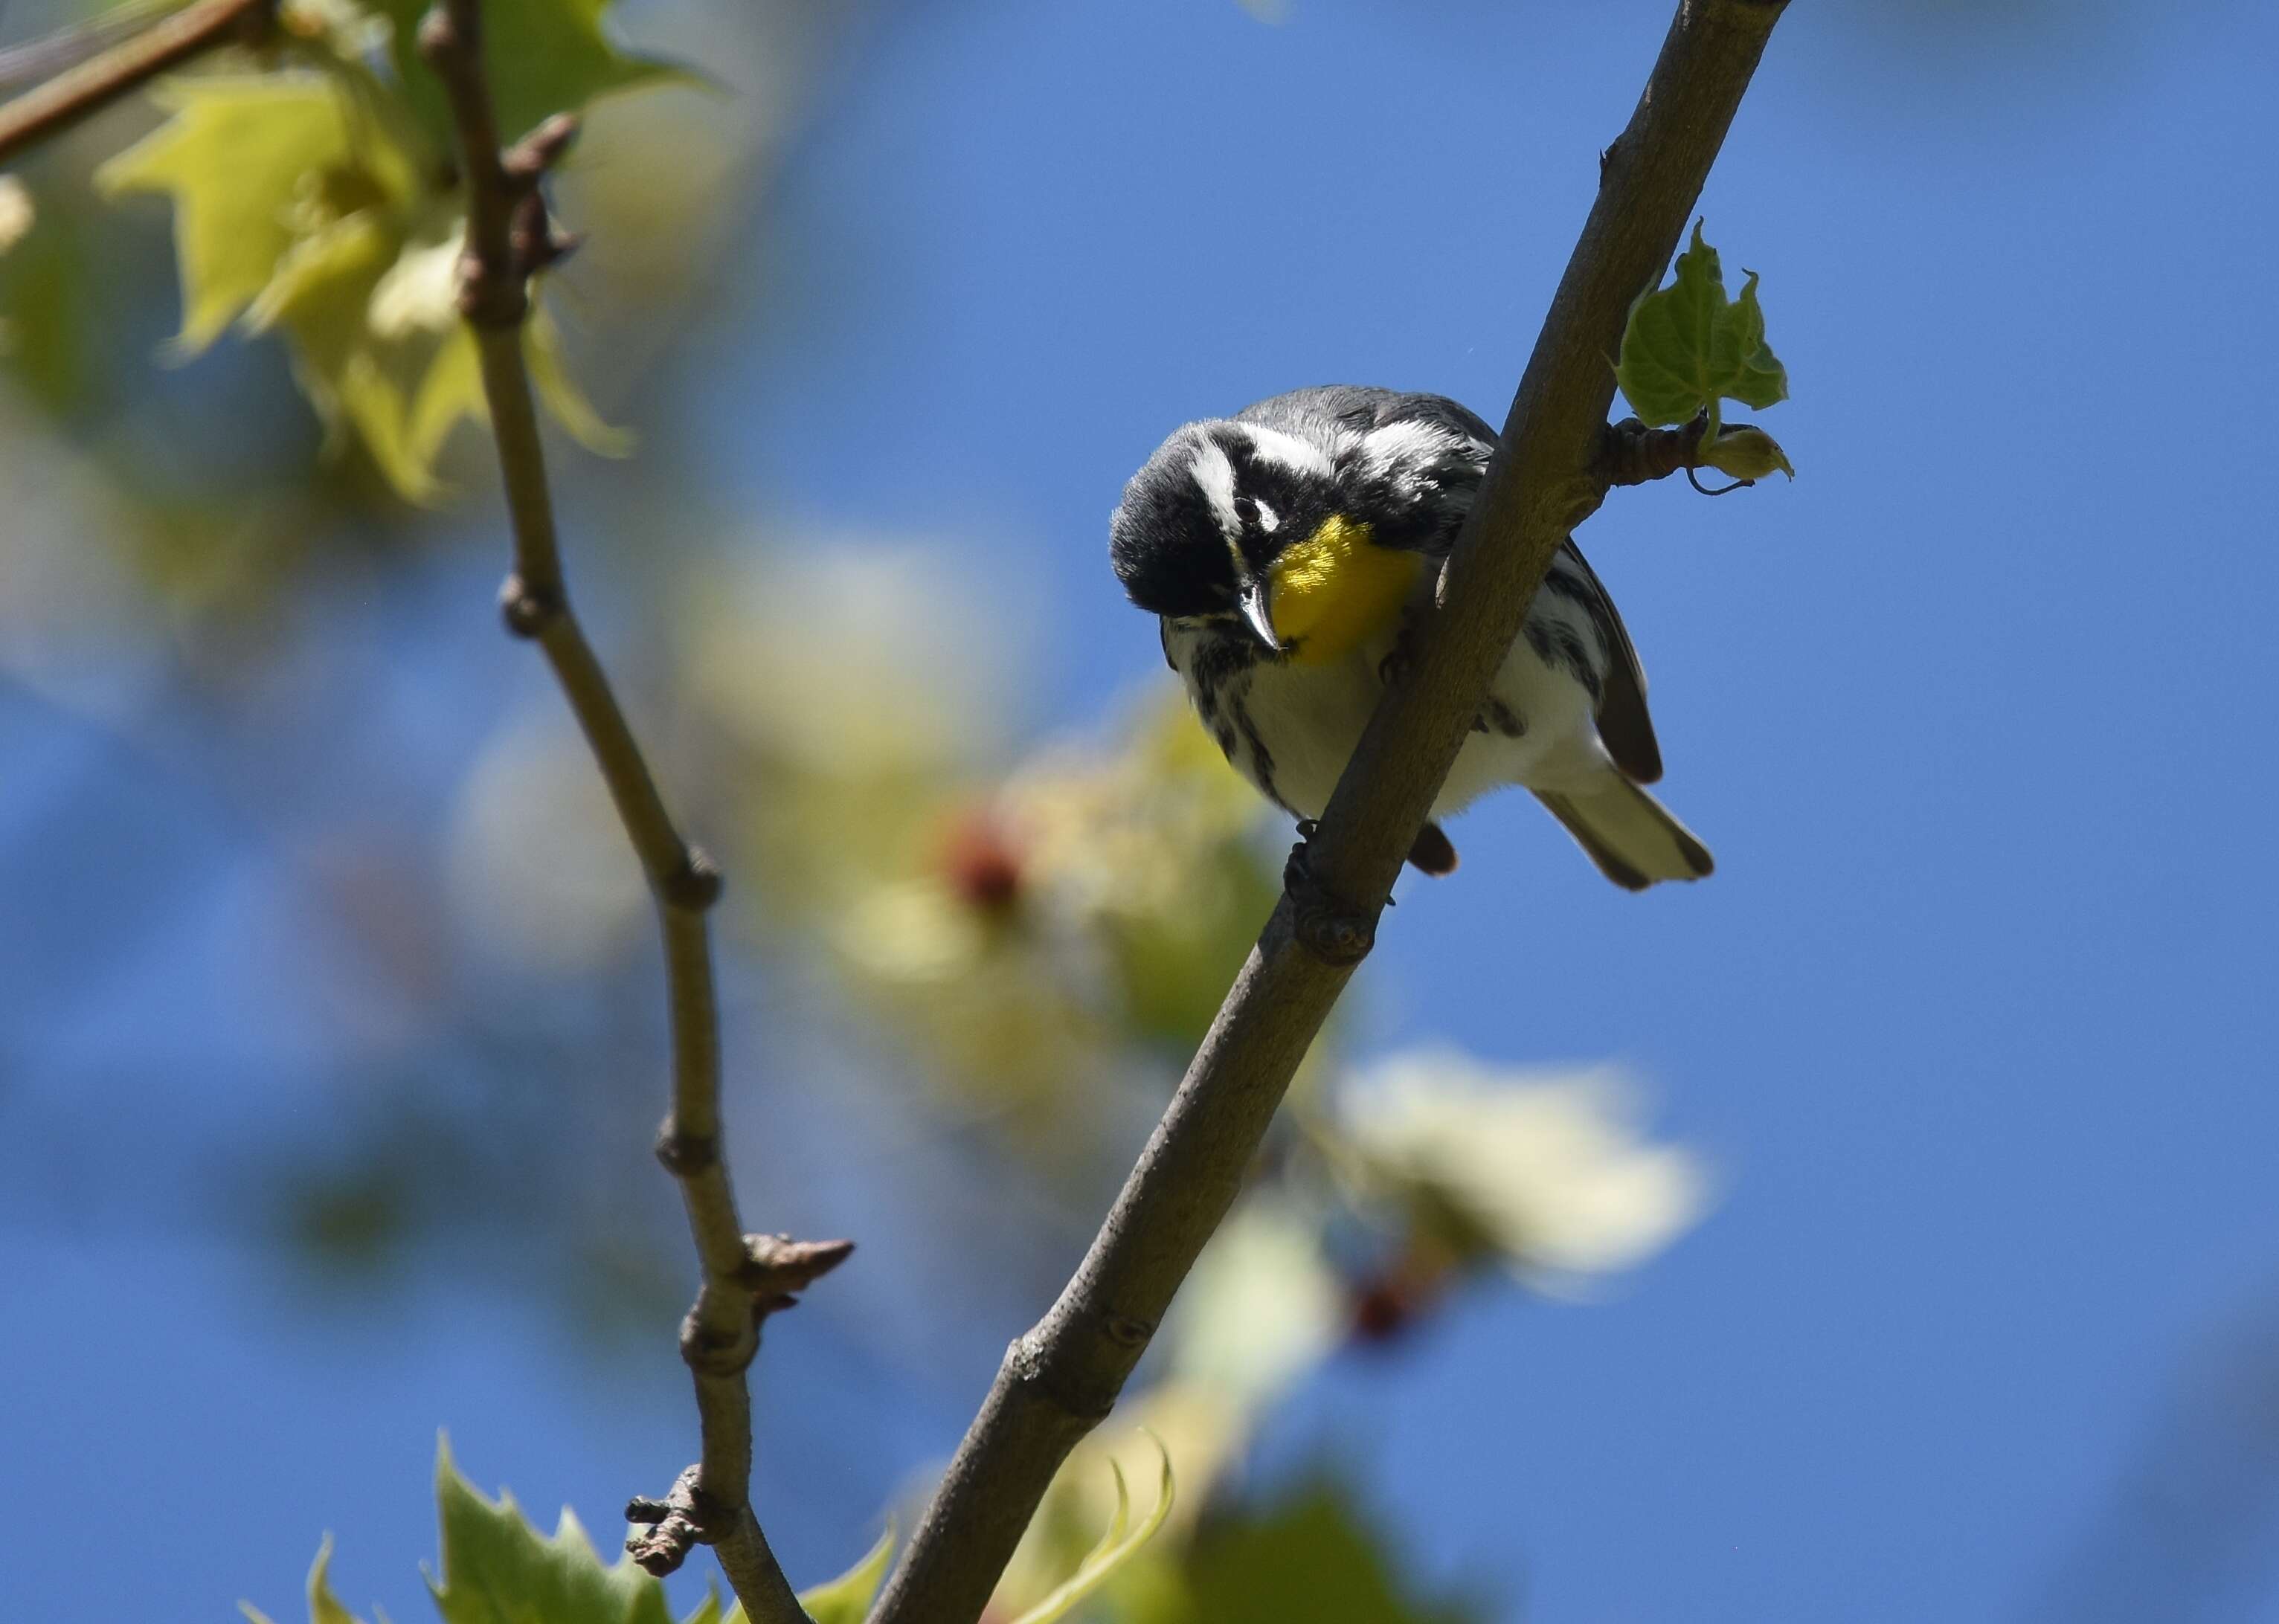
[0,0,275,167]
[865,4,1789,1621]
[414,4,837,1620]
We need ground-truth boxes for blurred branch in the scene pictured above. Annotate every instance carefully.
[867,3,1789,1620]
[0,0,274,167]
[416,4,837,1620]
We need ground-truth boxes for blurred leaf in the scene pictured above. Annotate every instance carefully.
[427,1434,674,1624]
[1615,220,1789,432]
[1140,1483,1478,1624]
[681,1526,895,1624]
[97,71,624,500]
[242,1536,371,1624]
[0,176,96,405]
[1698,423,1795,482]
[370,0,688,149]
[1003,1435,1176,1624]
[1168,1195,1341,1415]
[795,1525,897,1624]
[527,300,635,455]
[95,76,382,354]
[1334,1051,1709,1287]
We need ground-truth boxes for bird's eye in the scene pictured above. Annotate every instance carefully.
[1232,494,1280,534]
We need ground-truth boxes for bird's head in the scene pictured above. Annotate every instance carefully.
[1109,413,1473,666]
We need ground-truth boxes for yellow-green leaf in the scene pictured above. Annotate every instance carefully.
[1697,424,1795,483]
[1003,1433,1176,1624]
[794,1526,898,1624]
[427,1435,675,1624]
[241,1534,372,1624]
[95,77,361,354]
[528,300,634,457]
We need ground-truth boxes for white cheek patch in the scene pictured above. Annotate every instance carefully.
[1252,499,1280,533]
[1186,437,1244,542]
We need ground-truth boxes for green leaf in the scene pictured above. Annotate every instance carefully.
[1697,425,1795,483]
[94,77,370,354]
[681,1525,894,1624]
[1145,1483,1478,1624]
[795,1526,898,1624]
[426,1434,675,1624]
[1003,1432,1176,1624]
[369,0,688,149]
[1614,220,1790,430]
[527,299,634,457]
[242,1535,372,1624]
[98,68,623,500]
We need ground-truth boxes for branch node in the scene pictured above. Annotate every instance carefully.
[662,847,724,912]
[624,1464,736,1576]
[1598,409,1711,487]
[653,1120,719,1176]
[498,573,562,638]
[679,1306,760,1379]
[1282,840,1375,968]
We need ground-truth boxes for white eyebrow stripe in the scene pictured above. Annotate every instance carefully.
[1186,437,1244,542]
[1359,419,1466,474]
[1252,498,1279,532]
[1240,424,1336,477]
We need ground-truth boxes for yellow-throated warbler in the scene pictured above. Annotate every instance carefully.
[1110,386,1711,889]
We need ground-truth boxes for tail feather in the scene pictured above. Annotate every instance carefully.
[1534,778,1713,891]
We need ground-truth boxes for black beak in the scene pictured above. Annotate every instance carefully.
[1239,576,1279,653]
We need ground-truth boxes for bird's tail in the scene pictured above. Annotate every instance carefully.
[1534,776,1714,891]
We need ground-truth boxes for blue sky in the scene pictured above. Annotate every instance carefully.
[6,0,2278,1620]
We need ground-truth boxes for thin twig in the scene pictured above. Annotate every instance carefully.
[865,4,1790,1620]
[415,4,836,1620]
[0,0,274,167]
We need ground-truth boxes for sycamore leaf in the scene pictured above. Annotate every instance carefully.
[426,1434,675,1624]
[369,0,688,149]
[1615,220,1790,431]
[94,77,366,354]
[242,1535,372,1624]
[1697,424,1795,483]
[794,1526,898,1624]
[676,1525,893,1624]
[1155,1483,1479,1624]
[1002,1433,1176,1624]
[528,300,635,457]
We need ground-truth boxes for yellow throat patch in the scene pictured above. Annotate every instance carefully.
[1268,514,1421,666]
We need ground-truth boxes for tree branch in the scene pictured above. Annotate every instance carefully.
[865,4,1789,1620]
[414,4,839,1620]
[0,0,275,168]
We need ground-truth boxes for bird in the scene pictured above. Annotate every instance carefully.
[1108,385,1712,891]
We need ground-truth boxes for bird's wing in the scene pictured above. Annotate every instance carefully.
[1342,392,1665,784]
[1549,539,1663,784]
